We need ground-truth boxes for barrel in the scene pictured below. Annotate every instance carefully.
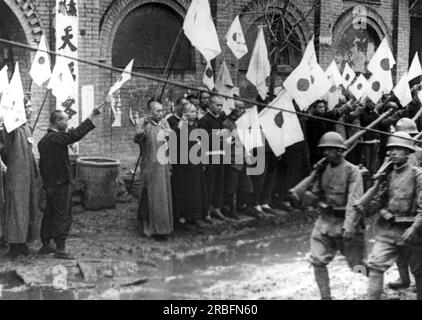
[76,157,121,210]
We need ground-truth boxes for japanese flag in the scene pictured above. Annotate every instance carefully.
[0,65,8,96]
[0,63,27,133]
[324,61,343,109]
[301,37,331,100]
[48,57,75,101]
[246,27,271,100]
[349,74,369,100]
[108,59,134,96]
[215,60,235,114]
[283,59,313,111]
[366,75,384,104]
[393,73,412,107]
[29,34,52,87]
[258,90,304,156]
[183,0,221,62]
[408,53,422,81]
[226,15,248,59]
[325,61,343,86]
[367,37,395,92]
[202,61,215,91]
[236,105,263,152]
[342,63,356,88]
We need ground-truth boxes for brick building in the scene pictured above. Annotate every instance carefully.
[0,0,417,167]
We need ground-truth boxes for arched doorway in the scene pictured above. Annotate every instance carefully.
[334,24,382,76]
[0,1,31,89]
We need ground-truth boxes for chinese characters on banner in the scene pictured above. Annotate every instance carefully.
[56,0,79,153]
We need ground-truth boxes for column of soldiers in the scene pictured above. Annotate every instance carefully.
[289,83,422,300]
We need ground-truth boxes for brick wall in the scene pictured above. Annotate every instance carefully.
[0,0,412,167]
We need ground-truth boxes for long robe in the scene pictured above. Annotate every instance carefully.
[135,119,173,236]
[172,121,208,221]
[1,124,39,243]
[0,164,5,239]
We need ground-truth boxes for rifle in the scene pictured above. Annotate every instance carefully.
[353,159,393,214]
[289,108,394,201]
[412,107,422,122]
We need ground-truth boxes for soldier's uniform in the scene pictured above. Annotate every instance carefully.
[294,132,365,299]
[366,131,422,300]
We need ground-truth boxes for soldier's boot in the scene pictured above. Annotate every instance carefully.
[415,276,422,300]
[388,262,410,290]
[368,270,384,300]
[313,265,332,300]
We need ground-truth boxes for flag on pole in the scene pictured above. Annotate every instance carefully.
[324,61,343,110]
[300,37,331,101]
[393,73,412,107]
[366,75,384,104]
[0,65,8,96]
[349,74,369,100]
[108,59,134,96]
[236,105,263,152]
[367,37,395,92]
[325,61,343,86]
[246,27,271,100]
[226,15,248,59]
[408,53,422,81]
[342,63,356,88]
[0,63,27,133]
[202,61,215,91]
[29,34,52,87]
[215,60,235,114]
[183,0,221,62]
[258,90,304,156]
[283,59,313,111]
[48,57,75,101]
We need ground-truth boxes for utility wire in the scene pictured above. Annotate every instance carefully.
[1,37,421,144]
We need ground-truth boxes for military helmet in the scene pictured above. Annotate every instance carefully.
[318,132,347,150]
[386,131,415,152]
[395,118,418,135]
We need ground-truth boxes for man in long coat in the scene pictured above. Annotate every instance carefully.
[1,99,39,258]
[135,99,173,239]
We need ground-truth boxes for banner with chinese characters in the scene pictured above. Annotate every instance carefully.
[56,0,79,152]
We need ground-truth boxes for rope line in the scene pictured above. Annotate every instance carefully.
[1,37,421,144]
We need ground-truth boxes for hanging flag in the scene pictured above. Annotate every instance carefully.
[393,73,412,107]
[366,74,384,104]
[349,74,369,100]
[226,15,248,59]
[56,0,79,153]
[183,0,221,62]
[258,90,304,156]
[29,34,52,87]
[48,57,75,101]
[0,63,27,133]
[202,61,215,91]
[215,60,235,114]
[108,59,134,96]
[246,27,271,100]
[0,65,8,96]
[408,53,422,81]
[342,63,356,88]
[236,105,263,152]
[325,61,343,86]
[367,37,395,92]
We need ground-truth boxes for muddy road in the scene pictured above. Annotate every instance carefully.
[0,201,418,300]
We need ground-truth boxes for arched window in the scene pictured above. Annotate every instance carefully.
[334,24,381,75]
[239,15,302,74]
[112,3,194,71]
